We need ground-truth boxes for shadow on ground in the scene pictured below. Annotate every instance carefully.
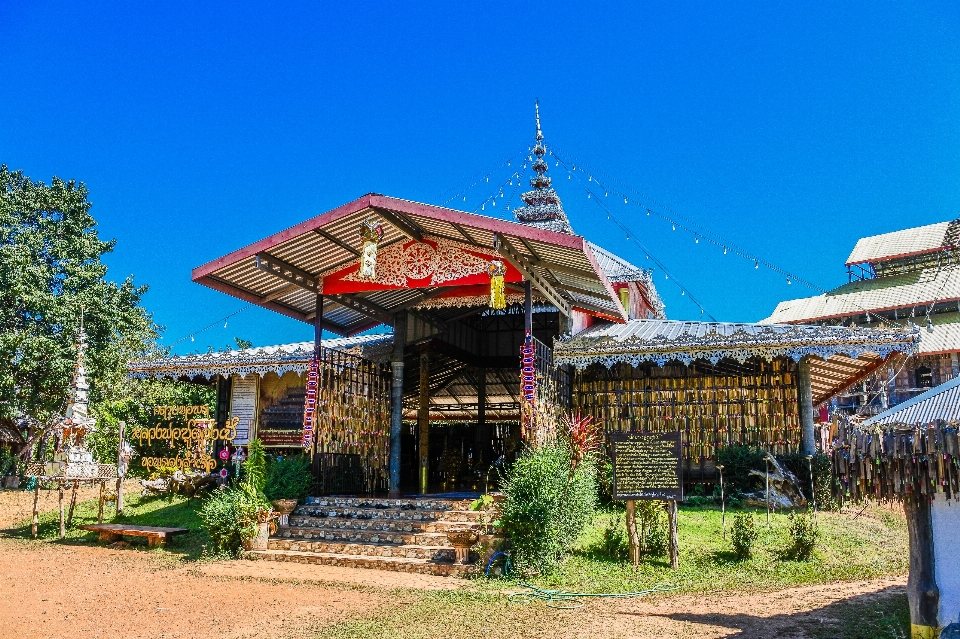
[636,585,909,639]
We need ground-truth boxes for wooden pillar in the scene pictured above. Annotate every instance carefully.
[476,368,488,465]
[58,483,65,540]
[667,499,679,569]
[67,480,79,527]
[389,312,407,498]
[798,356,816,456]
[905,497,939,638]
[31,482,40,538]
[625,499,640,567]
[314,294,324,352]
[418,348,430,495]
[117,418,126,516]
[97,480,105,524]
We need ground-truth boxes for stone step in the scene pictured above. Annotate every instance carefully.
[291,506,483,524]
[268,538,458,561]
[249,548,475,577]
[275,525,475,547]
[303,496,475,511]
[287,514,486,534]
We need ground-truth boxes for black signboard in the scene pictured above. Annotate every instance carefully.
[610,431,683,501]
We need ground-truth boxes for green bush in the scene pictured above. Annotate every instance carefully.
[777,452,837,510]
[243,438,267,494]
[0,447,18,476]
[264,455,312,501]
[500,442,597,574]
[600,511,628,560]
[717,444,767,494]
[731,512,758,559]
[788,511,819,560]
[636,500,668,556]
[198,482,271,555]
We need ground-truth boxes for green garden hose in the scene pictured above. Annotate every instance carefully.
[508,582,678,609]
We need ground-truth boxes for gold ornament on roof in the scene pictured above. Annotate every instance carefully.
[487,258,507,310]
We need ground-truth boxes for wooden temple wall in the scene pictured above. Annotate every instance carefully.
[572,358,802,481]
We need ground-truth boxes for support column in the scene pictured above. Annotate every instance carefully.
[905,497,939,638]
[476,368,488,465]
[389,312,407,498]
[418,348,430,495]
[798,356,816,456]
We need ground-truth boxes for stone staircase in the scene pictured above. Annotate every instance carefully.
[249,496,489,577]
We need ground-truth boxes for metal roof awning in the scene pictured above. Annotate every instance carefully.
[192,194,628,335]
[555,318,920,405]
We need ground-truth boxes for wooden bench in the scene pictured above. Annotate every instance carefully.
[79,524,189,548]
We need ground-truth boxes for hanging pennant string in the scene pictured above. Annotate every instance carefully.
[564,163,717,321]
[551,148,903,329]
[471,160,530,215]
[439,146,528,206]
[166,305,253,349]
[551,148,825,291]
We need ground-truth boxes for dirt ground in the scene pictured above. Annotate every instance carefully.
[0,487,907,639]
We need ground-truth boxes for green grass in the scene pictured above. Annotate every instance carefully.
[528,504,908,594]
[314,504,909,639]
[9,490,211,562]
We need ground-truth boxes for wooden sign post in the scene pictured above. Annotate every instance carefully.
[610,431,682,568]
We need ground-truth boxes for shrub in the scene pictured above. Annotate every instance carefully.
[198,482,272,555]
[0,447,19,476]
[636,500,668,556]
[788,511,819,560]
[243,439,267,494]
[600,511,628,560]
[717,444,767,494]
[731,512,758,559]
[264,455,312,501]
[777,452,837,510]
[500,442,597,574]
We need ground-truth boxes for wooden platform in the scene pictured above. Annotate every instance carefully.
[80,524,189,548]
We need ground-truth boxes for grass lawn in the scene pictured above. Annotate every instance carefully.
[11,489,210,562]
[533,503,909,594]
[318,503,910,639]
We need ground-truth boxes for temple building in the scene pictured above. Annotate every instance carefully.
[763,219,960,415]
[130,109,918,498]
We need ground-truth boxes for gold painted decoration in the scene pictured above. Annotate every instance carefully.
[487,259,507,309]
[358,219,384,279]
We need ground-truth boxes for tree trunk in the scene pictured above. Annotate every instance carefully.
[904,497,939,638]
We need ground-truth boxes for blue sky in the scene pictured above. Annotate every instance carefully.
[3,2,958,353]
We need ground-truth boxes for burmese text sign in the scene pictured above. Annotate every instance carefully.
[611,431,683,501]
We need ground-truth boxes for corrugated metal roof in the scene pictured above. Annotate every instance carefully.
[129,333,393,379]
[555,319,919,405]
[863,375,960,425]
[192,194,628,334]
[763,266,960,323]
[845,221,951,265]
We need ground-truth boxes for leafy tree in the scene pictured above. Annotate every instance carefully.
[0,166,159,458]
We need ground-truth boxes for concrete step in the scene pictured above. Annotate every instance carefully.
[268,538,458,561]
[274,525,482,547]
[303,496,475,511]
[249,548,475,577]
[291,506,483,524]
[287,514,486,534]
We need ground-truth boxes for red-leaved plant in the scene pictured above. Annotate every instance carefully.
[564,411,601,474]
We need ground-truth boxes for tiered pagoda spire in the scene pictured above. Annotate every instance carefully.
[60,326,96,450]
[513,101,575,234]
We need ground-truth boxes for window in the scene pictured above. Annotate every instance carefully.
[915,366,933,388]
